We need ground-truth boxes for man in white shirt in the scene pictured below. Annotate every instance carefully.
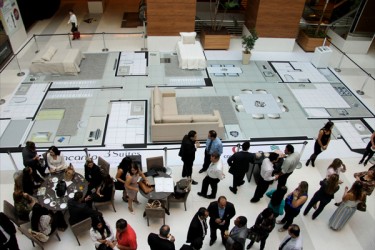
[198,152,224,199]
[251,152,279,203]
[277,144,300,189]
[279,224,303,250]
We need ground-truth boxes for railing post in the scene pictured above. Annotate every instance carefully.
[236,143,241,152]
[334,53,345,72]
[102,32,109,52]
[33,35,40,53]
[141,21,147,51]
[68,33,72,48]
[163,147,168,167]
[15,55,25,76]
[356,73,372,95]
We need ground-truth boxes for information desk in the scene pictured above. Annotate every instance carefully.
[36,172,88,211]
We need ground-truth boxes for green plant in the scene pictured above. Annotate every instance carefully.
[209,0,239,31]
[242,30,258,54]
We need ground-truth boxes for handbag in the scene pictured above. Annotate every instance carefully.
[138,180,153,194]
[29,229,49,242]
[247,226,261,242]
[357,202,366,212]
[146,200,162,209]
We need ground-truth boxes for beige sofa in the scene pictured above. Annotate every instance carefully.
[151,87,225,142]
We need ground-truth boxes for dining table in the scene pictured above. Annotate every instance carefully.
[35,171,88,211]
[139,171,173,201]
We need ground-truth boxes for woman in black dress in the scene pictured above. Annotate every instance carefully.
[306,121,334,167]
[359,132,375,166]
[91,174,114,202]
[114,157,133,202]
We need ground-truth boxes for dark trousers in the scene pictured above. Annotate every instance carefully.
[232,172,246,191]
[277,172,292,189]
[201,176,220,197]
[182,159,194,177]
[253,177,273,200]
[281,205,300,229]
[209,221,228,244]
[361,142,375,163]
[248,235,269,250]
[202,151,211,171]
[304,192,331,219]
[2,235,19,250]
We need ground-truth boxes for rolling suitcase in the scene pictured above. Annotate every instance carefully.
[73,31,80,40]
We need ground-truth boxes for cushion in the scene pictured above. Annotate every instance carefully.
[180,32,196,45]
[41,46,57,61]
[154,104,162,123]
[153,87,162,106]
[192,115,219,122]
[162,115,192,123]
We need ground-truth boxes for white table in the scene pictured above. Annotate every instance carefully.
[207,67,242,74]
[239,94,281,114]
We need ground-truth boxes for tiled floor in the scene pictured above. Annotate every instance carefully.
[0,1,375,249]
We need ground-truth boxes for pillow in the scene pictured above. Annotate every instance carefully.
[192,115,219,122]
[41,46,57,61]
[180,32,196,45]
[162,115,192,123]
[154,104,162,123]
[153,87,162,106]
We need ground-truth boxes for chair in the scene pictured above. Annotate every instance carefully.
[18,222,61,250]
[255,89,268,94]
[146,156,172,175]
[252,114,265,119]
[280,104,289,112]
[231,95,241,103]
[97,156,110,176]
[267,113,281,119]
[145,207,165,226]
[275,96,283,103]
[70,217,92,246]
[241,89,252,94]
[3,200,29,228]
[93,187,116,212]
[235,104,245,112]
[167,182,191,211]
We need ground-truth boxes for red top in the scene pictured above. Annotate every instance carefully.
[116,224,137,250]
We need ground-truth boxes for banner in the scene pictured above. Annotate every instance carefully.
[0,0,22,35]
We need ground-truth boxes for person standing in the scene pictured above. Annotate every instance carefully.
[0,212,20,250]
[186,207,208,244]
[277,181,308,232]
[266,186,288,218]
[359,131,375,166]
[250,152,279,203]
[67,10,79,40]
[199,130,223,173]
[207,196,236,246]
[225,216,248,250]
[107,219,137,250]
[125,163,148,214]
[180,238,203,250]
[303,174,340,220]
[197,152,224,199]
[277,144,300,189]
[306,121,334,167]
[179,130,200,185]
[329,181,366,231]
[227,141,256,194]
[148,225,175,250]
[246,208,275,250]
[22,141,46,177]
[278,224,303,250]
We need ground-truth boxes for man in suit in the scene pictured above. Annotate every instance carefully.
[199,130,223,173]
[227,141,256,194]
[225,216,248,250]
[187,207,208,244]
[207,196,236,246]
[148,224,175,250]
[0,212,19,250]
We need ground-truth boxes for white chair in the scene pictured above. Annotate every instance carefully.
[255,89,268,94]
[235,105,245,112]
[231,96,241,103]
[267,113,280,119]
[280,104,289,112]
[276,96,283,103]
[252,114,264,119]
[241,89,252,94]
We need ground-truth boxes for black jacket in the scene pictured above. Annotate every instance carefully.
[179,135,196,161]
[187,213,207,243]
[84,164,103,189]
[227,151,255,175]
[67,198,100,225]
[0,212,16,244]
[207,201,236,229]
[148,233,175,250]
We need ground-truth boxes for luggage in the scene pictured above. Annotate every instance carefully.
[73,31,80,40]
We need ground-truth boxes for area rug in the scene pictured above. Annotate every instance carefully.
[44,53,108,81]
[164,55,205,77]
[176,96,238,125]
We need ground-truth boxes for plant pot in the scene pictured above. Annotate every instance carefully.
[296,30,330,52]
[200,29,231,50]
[242,52,251,64]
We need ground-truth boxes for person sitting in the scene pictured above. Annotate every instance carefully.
[90,215,115,250]
[91,174,114,203]
[115,156,133,202]
[13,188,36,221]
[67,191,101,225]
[46,146,67,173]
[85,158,103,194]
[22,167,42,196]
[29,203,67,235]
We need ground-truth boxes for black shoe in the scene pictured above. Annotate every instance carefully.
[191,180,198,185]
[311,161,315,167]
[207,195,216,199]
[305,159,310,166]
[209,239,216,246]
[247,242,254,249]
[229,186,237,194]
[238,180,245,186]
[122,197,128,202]
[359,159,364,164]
[334,202,340,207]
[199,169,206,174]
[250,198,259,203]
[364,161,368,166]
[197,192,207,198]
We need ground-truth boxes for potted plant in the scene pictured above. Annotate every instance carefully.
[200,0,239,50]
[241,29,258,64]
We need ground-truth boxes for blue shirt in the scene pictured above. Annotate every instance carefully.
[218,206,225,219]
[205,137,223,155]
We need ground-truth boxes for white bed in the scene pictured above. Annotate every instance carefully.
[30,46,84,75]
[176,32,207,70]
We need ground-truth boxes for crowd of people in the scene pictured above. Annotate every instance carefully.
[2,129,374,249]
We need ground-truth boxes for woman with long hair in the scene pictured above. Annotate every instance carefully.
[266,186,288,218]
[277,181,308,232]
[354,165,375,202]
[304,174,340,219]
[306,121,334,167]
[329,181,366,230]
[13,188,36,221]
[22,167,41,196]
[30,203,56,236]
[47,146,67,173]
[91,174,114,203]
[115,157,133,202]
[326,158,346,183]
[246,208,275,250]
[125,163,148,214]
[359,132,375,166]
[90,215,114,250]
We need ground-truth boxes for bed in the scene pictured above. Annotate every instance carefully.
[176,32,207,70]
[30,46,84,75]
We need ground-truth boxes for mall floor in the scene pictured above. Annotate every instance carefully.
[0,1,375,250]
